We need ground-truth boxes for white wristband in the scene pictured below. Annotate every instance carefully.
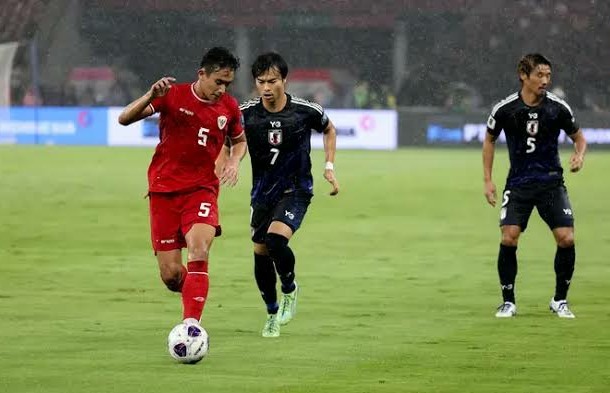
[325,161,334,171]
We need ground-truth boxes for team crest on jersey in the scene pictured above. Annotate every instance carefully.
[217,115,228,130]
[526,120,539,136]
[268,129,282,146]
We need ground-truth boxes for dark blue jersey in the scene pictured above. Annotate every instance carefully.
[487,91,579,188]
[240,94,329,205]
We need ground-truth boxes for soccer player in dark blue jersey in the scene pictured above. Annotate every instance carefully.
[226,52,339,337]
[483,54,587,318]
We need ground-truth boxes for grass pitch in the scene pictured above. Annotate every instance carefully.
[1,146,609,393]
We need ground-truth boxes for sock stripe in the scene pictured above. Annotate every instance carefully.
[187,271,209,275]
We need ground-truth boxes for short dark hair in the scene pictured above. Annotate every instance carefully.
[200,47,240,74]
[517,53,552,78]
[251,52,288,79]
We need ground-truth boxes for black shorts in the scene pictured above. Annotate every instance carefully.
[250,192,312,243]
[499,180,574,232]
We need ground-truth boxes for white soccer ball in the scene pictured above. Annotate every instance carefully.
[167,322,209,364]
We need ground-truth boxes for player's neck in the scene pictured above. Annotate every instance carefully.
[262,93,288,113]
[520,88,544,107]
[193,81,213,102]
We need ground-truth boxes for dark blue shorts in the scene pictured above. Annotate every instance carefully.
[500,180,574,232]
[250,191,312,243]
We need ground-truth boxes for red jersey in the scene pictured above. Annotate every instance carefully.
[147,83,244,193]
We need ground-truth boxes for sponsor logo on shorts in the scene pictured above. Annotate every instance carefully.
[160,239,176,244]
[284,210,294,220]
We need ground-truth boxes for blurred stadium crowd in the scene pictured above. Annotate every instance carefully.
[3,0,609,111]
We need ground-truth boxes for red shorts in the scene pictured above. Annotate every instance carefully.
[149,187,221,252]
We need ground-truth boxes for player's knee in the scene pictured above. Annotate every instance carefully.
[187,244,210,262]
[253,242,268,255]
[556,231,575,248]
[500,233,519,247]
[265,233,289,257]
[160,265,184,292]
[162,275,183,292]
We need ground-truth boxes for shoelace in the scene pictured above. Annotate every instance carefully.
[265,316,278,331]
[557,302,571,313]
[280,296,291,312]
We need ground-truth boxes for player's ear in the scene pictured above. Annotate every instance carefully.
[197,68,206,78]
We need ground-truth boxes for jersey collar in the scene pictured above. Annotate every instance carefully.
[191,82,215,104]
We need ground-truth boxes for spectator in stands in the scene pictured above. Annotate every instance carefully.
[22,86,42,106]
[61,83,77,106]
[103,81,131,106]
[352,80,370,109]
[369,83,396,109]
[78,86,96,106]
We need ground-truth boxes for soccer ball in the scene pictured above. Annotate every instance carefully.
[167,322,209,364]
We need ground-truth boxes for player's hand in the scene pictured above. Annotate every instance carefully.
[219,160,239,187]
[149,77,176,98]
[484,180,497,207]
[569,153,584,173]
[324,169,340,196]
[214,148,229,178]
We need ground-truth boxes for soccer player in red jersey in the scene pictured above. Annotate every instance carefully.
[118,47,247,328]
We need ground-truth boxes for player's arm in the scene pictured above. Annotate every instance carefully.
[229,133,248,161]
[219,133,247,187]
[559,102,586,173]
[322,120,339,196]
[215,138,231,177]
[118,77,175,125]
[482,129,498,207]
[567,129,586,173]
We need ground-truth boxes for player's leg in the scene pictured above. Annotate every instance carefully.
[551,227,575,301]
[157,250,187,292]
[495,188,533,317]
[256,241,280,338]
[149,192,188,292]
[549,227,576,318]
[266,222,298,326]
[267,192,311,325]
[180,188,220,323]
[495,225,521,317]
[266,222,296,292]
[251,204,280,337]
[538,184,576,318]
[182,223,216,323]
[254,243,279,310]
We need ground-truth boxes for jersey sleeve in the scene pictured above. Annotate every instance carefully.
[486,106,503,137]
[311,106,330,133]
[227,98,245,140]
[558,103,579,135]
[149,90,170,114]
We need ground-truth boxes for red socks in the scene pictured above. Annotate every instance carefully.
[181,261,209,321]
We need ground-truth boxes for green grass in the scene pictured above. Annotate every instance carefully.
[1,146,609,393]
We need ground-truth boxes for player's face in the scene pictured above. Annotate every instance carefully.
[255,67,286,105]
[197,67,235,102]
[521,64,552,97]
